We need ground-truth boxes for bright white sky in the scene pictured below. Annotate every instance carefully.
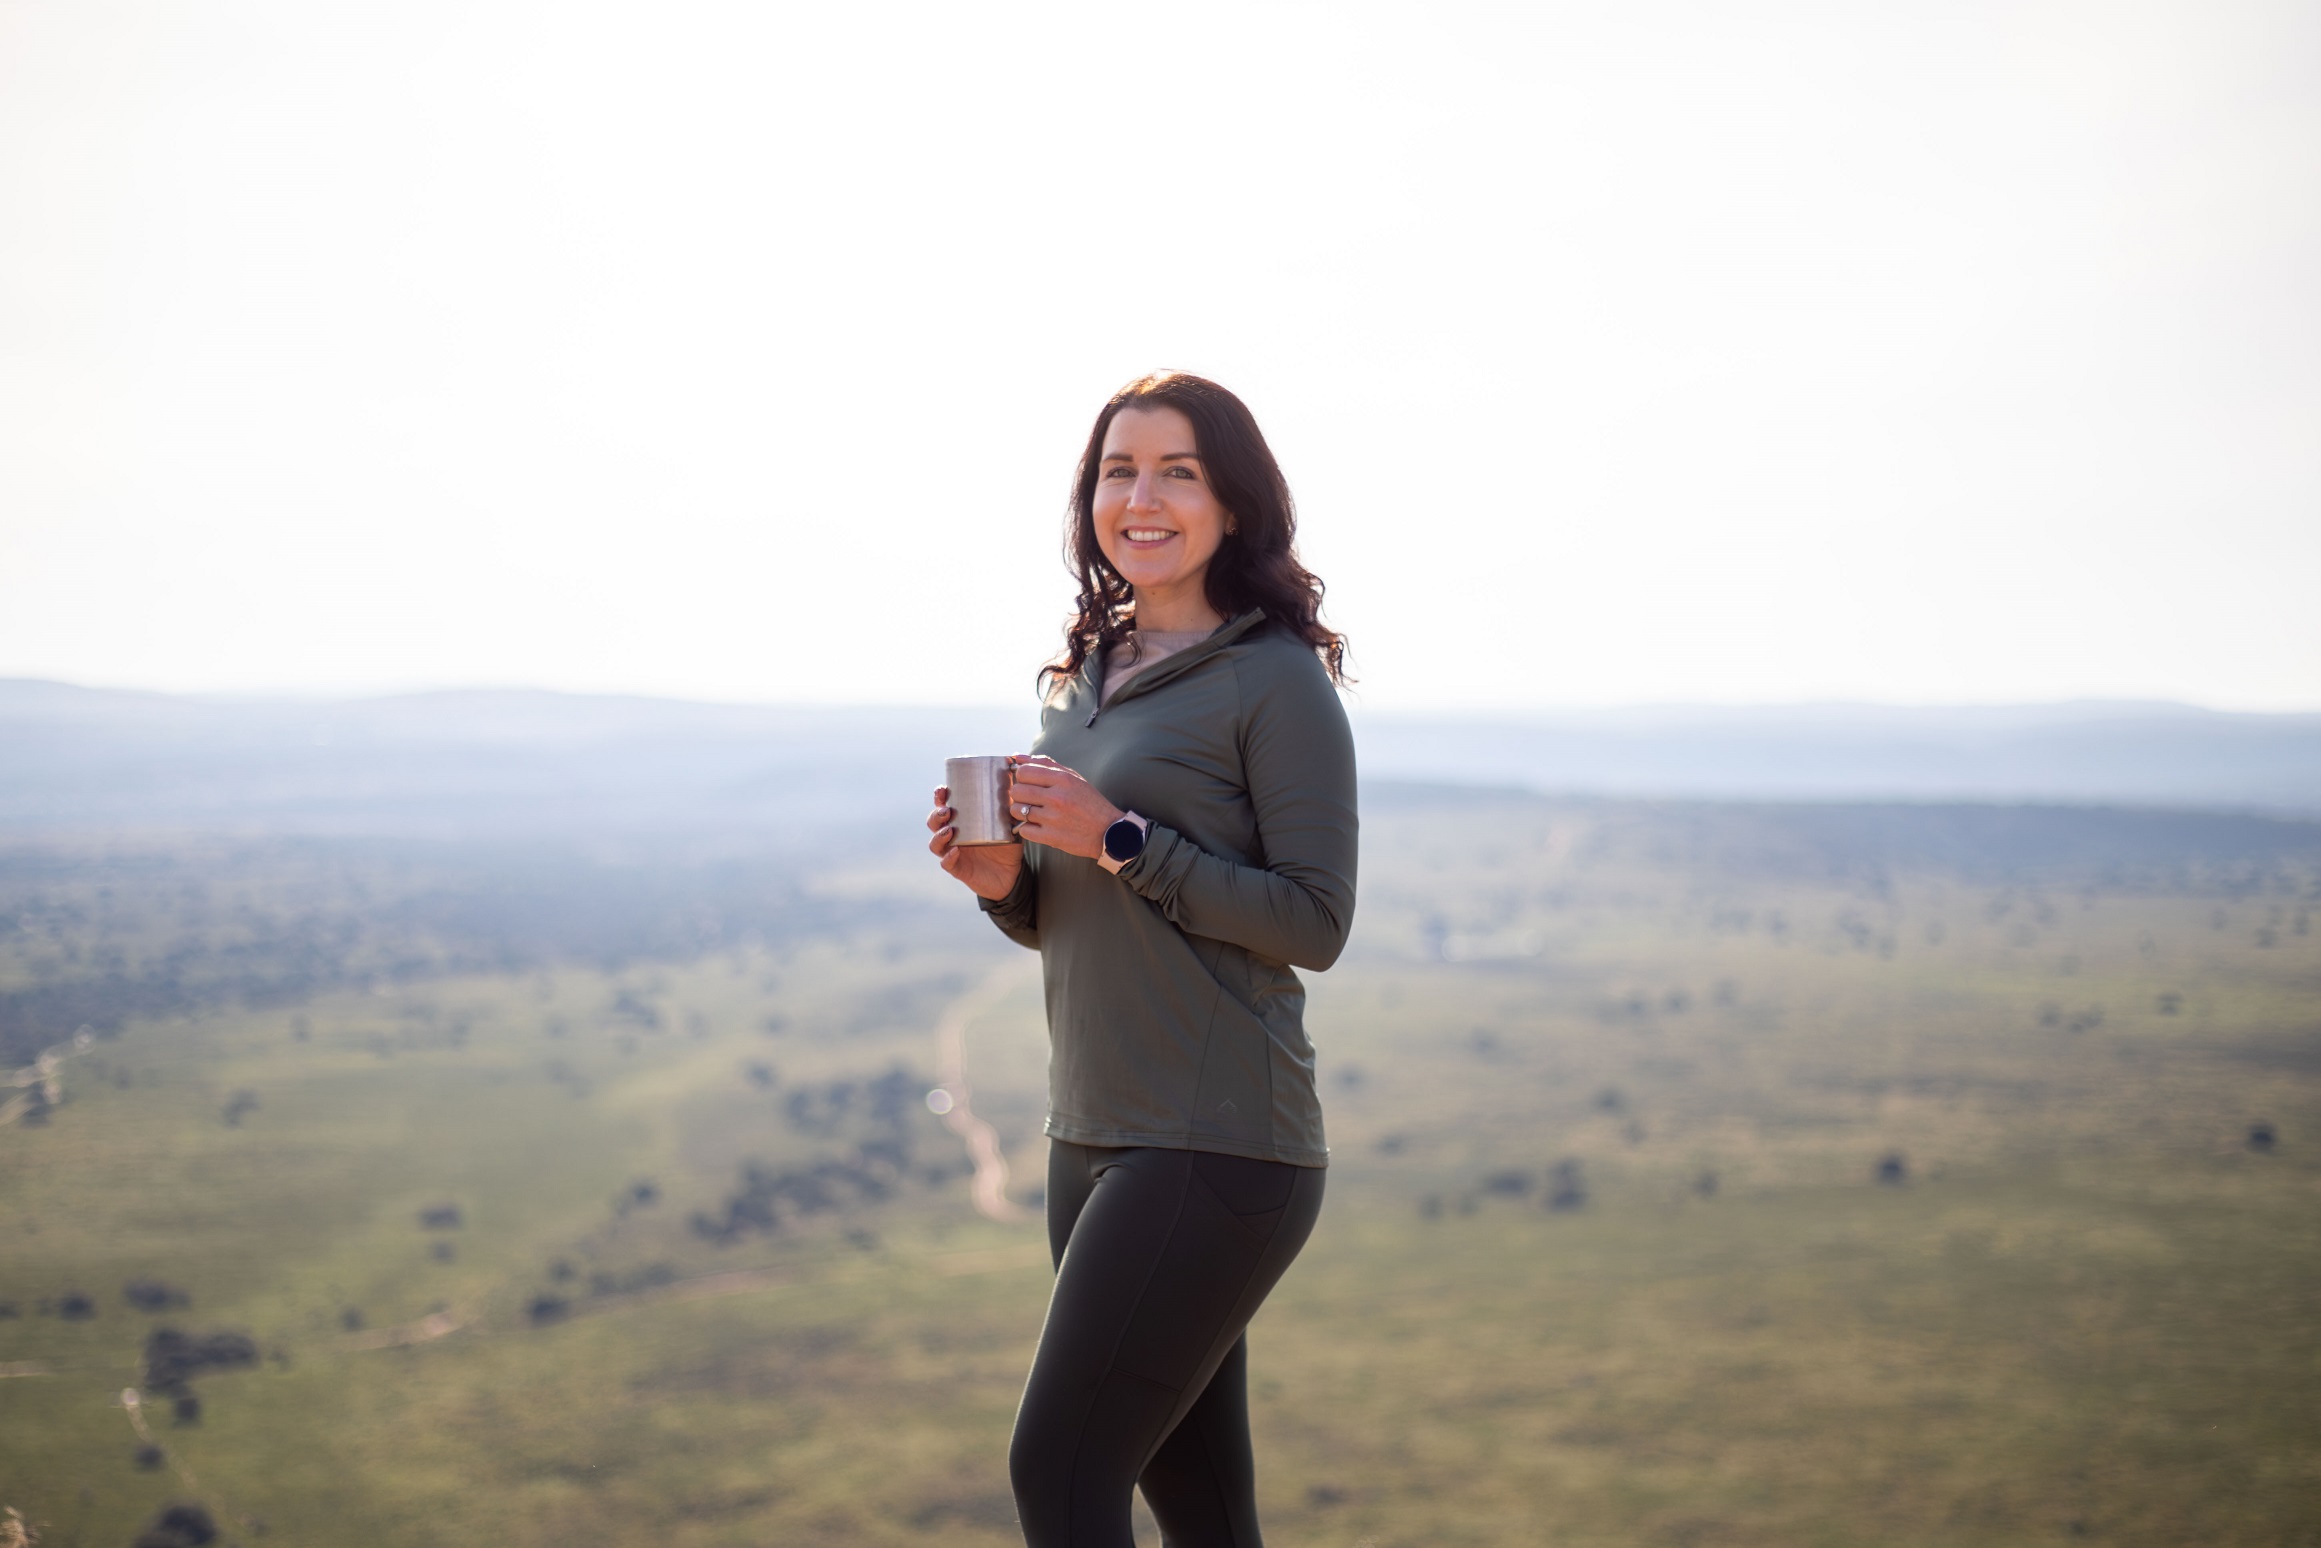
[2,0,2316,711]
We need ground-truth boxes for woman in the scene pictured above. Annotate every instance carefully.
[924,371,1356,1547]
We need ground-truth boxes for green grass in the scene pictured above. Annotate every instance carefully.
[3,810,2317,1546]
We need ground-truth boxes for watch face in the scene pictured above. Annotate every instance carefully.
[1104,817,1145,862]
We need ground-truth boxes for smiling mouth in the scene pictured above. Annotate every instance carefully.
[1122,528,1176,543]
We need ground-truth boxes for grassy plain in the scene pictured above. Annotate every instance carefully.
[2,794,2317,1546]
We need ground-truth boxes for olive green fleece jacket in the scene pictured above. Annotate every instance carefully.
[979,609,1357,1167]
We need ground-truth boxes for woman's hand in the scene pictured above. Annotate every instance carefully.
[1007,756,1125,862]
[926,784,1025,901]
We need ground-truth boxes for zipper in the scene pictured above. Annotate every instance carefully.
[1079,610,1265,729]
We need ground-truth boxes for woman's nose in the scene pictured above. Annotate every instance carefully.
[1128,472,1162,512]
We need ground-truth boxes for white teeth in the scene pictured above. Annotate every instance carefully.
[1125,529,1173,541]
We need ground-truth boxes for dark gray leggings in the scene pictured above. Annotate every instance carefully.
[1009,1140,1325,1547]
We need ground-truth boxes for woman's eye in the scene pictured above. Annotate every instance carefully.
[1165,466,1195,479]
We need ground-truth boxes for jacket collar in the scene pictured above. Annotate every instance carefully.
[1081,608,1267,714]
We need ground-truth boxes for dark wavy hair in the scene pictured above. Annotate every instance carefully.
[1040,371,1348,697]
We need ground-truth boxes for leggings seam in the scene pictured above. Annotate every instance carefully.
[1147,1166,1313,1513]
[1145,1351,1253,1548]
[1062,1150,1199,1524]
[1183,1167,1303,1407]
[1197,1391,1250,1548]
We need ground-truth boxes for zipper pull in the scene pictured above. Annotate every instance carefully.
[1084,704,1099,728]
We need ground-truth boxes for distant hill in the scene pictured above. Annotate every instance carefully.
[1,681,2315,842]
[0,680,1033,846]
[1367,781,2321,891]
[1352,701,2321,813]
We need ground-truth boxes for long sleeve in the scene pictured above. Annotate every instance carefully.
[1116,654,1356,971]
[978,852,1041,951]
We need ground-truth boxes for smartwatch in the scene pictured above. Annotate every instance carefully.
[1099,811,1151,875]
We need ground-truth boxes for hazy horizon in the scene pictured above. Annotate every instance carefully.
[10,675,2318,827]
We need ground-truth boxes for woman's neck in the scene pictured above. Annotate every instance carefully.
[1131,580,1224,635]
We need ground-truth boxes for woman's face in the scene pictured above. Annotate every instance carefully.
[1093,405,1230,612]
